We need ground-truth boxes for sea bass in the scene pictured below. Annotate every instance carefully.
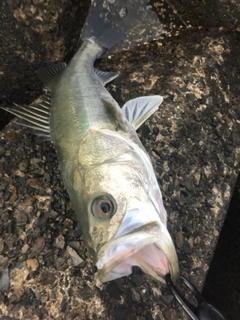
[2,0,179,283]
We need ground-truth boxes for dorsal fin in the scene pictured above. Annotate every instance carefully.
[121,96,163,130]
[36,62,67,90]
[1,91,51,140]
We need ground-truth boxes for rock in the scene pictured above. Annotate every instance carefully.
[15,210,28,227]
[36,211,50,228]
[175,230,184,249]
[107,282,122,300]
[30,158,42,165]
[9,185,18,202]
[67,241,82,252]
[115,306,129,320]
[0,268,10,293]
[152,287,162,298]
[21,243,30,254]
[60,296,67,312]
[182,176,194,191]
[39,270,56,285]
[0,195,4,208]
[194,171,201,185]
[0,146,5,157]
[160,294,174,307]
[26,259,39,271]
[0,239,4,254]
[131,272,144,287]
[26,178,45,189]
[66,246,85,268]
[14,169,25,177]
[30,236,45,257]
[54,234,65,250]
[10,264,30,301]
[130,287,141,302]
[18,158,29,172]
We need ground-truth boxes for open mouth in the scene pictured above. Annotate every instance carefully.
[96,221,179,283]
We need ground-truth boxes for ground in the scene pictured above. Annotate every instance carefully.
[0,1,240,319]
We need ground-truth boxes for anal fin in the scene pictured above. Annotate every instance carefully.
[94,68,119,86]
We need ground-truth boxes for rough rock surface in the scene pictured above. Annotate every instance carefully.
[0,0,240,319]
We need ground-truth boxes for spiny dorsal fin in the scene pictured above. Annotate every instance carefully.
[94,68,119,86]
[121,96,163,130]
[36,62,67,90]
[1,91,51,140]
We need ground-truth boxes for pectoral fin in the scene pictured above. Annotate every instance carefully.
[121,95,163,130]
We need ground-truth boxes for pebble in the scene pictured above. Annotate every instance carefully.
[26,178,45,189]
[175,230,184,249]
[24,197,34,206]
[0,196,4,208]
[115,306,128,320]
[39,270,56,285]
[4,150,11,156]
[130,287,141,302]
[183,176,194,191]
[107,282,122,300]
[21,244,30,254]
[152,287,162,297]
[9,186,18,202]
[30,236,45,256]
[160,294,174,307]
[0,239,4,254]
[26,259,39,271]
[36,211,50,228]
[3,190,11,201]
[14,169,25,177]
[15,211,28,227]
[66,246,84,267]
[194,171,201,185]
[55,234,65,250]
[67,241,82,252]
[60,296,67,312]
[0,255,8,268]
[30,158,42,165]
[131,272,144,287]
[0,268,10,293]
[18,159,29,171]
[0,146,5,157]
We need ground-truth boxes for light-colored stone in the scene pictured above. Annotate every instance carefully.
[66,246,84,267]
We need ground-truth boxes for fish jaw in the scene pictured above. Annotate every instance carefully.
[96,206,179,283]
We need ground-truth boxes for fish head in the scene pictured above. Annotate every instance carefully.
[71,129,179,284]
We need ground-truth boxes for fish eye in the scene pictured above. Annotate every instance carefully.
[91,196,116,219]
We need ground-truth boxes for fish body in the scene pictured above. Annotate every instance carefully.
[2,0,179,283]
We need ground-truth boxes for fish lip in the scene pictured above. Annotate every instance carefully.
[96,221,179,283]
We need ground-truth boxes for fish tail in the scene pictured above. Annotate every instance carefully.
[81,0,163,54]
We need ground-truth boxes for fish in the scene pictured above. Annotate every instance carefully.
[2,0,179,283]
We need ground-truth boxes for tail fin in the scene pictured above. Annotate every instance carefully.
[80,0,164,54]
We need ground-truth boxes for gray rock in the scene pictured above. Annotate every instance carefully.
[66,246,85,268]
[0,268,10,293]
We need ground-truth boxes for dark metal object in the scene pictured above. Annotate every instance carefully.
[165,274,226,320]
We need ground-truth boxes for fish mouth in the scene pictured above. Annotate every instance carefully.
[96,221,179,283]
